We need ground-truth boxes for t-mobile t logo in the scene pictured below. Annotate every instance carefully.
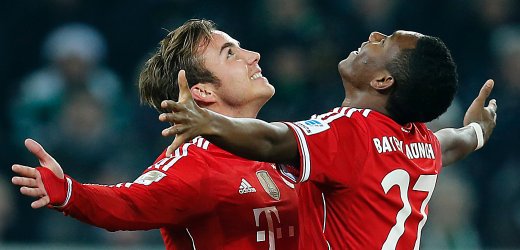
[253,206,295,249]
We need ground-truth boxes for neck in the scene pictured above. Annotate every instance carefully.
[342,87,390,117]
[203,103,260,119]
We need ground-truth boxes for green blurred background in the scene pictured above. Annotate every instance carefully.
[1,0,519,249]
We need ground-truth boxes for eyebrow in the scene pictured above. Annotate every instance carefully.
[219,42,240,55]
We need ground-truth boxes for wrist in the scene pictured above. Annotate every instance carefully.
[36,167,72,207]
[205,109,224,137]
[468,122,484,150]
[54,177,72,208]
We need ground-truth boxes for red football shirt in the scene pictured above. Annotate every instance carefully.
[282,107,442,249]
[59,137,299,250]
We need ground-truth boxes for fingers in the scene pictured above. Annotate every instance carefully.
[473,79,494,107]
[12,176,38,188]
[160,69,198,157]
[487,98,497,113]
[160,69,195,111]
[159,109,191,137]
[487,99,498,123]
[166,135,188,157]
[177,70,193,102]
[12,164,37,178]
[161,125,187,137]
[24,138,54,165]
[161,100,184,112]
[166,145,175,157]
[162,126,173,137]
[20,186,45,198]
[159,112,192,133]
[160,70,194,112]
[31,197,50,209]
[159,112,185,124]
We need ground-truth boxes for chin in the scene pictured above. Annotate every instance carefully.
[268,82,275,93]
[338,52,354,67]
[261,79,275,95]
[263,87,276,101]
[338,59,350,78]
[338,58,347,69]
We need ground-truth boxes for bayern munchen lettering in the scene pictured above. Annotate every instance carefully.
[372,136,435,160]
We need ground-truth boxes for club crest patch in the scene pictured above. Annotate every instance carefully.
[294,119,330,135]
[256,170,280,200]
[134,170,166,186]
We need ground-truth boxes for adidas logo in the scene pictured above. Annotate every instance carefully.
[238,178,256,194]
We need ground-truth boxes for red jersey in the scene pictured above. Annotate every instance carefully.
[59,137,299,250]
[282,107,442,250]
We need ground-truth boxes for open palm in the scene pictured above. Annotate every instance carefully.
[463,79,498,142]
[11,139,64,208]
[159,70,213,156]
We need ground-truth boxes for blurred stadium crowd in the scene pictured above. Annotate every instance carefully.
[0,0,519,249]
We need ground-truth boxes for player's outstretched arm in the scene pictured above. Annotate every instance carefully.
[160,70,299,164]
[12,138,202,231]
[11,139,66,208]
[435,80,497,166]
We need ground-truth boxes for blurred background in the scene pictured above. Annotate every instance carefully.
[0,0,518,249]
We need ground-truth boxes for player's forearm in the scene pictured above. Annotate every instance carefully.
[204,111,298,164]
[61,180,169,231]
[435,126,478,167]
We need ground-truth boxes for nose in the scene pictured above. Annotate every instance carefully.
[369,32,387,42]
[243,49,260,65]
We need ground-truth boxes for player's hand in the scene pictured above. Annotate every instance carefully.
[463,79,497,143]
[11,139,64,209]
[159,70,212,156]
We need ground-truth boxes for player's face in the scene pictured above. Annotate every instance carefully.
[338,30,422,89]
[200,31,274,116]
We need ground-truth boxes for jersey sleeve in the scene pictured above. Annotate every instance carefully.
[59,144,211,231]
[283,108,369,186]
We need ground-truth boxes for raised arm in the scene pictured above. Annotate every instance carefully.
[12,139,204,231]
[159,70,299,165]
[435,80,497,166]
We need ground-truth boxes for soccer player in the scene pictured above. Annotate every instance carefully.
[11,19,299,250]
[159,31,498,249]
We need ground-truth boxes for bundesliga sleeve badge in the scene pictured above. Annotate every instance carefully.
[134,170,167,186]
[294,119,330,135]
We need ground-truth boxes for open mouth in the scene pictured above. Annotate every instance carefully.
[250,72,262,80]
[354,42,367,55]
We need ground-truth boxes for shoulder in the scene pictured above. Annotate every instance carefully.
[150,137,213,172]
[316,107,371,132]
[317,107,371,125]
[285,107,371,143]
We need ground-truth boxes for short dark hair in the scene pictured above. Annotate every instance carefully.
[386,36,458,124]
[139,19,220,112]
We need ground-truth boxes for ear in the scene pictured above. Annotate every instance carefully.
[191,83,217,105]
[370,72,394,91]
